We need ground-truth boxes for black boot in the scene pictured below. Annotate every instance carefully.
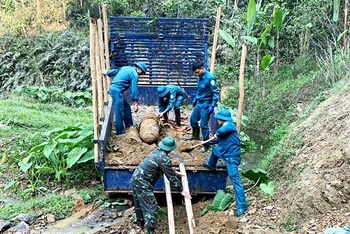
[187,128,200,140]
[175,109,181,126]
[163,113,168,123]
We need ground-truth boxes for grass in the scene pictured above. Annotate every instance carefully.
[0,95,92,153]
[0,194,73,220]
[0,94,104,219]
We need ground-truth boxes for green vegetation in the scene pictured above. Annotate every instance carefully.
[0,95,99,200]
[201,190,234,216]
[0,194,73,220]
[1,0,350,230]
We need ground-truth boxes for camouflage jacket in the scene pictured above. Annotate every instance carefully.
[131,149,182,191]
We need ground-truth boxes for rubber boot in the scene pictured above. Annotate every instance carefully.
[187,128,200,140]
[175,109,181,126]
[162,113,168,123]
[147,227,156,234]
[200,137,211,153]
[203,152,218,170]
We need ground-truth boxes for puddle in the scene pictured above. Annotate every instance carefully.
[44,206,128,234]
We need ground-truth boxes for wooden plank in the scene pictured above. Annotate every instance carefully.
[89,19,99,163]
[97,19,108,104]
[164,175,175,234]
[95,28,104,120]
[102,4,111,88]
[210,7,222,73]
[179,163,195,234]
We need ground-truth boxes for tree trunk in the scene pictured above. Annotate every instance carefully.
[236,43,248,133]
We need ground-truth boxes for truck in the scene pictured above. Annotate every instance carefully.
[94,16,228,195]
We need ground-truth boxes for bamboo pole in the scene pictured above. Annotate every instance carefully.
[97,19,108,103]
[102,4,111,88]
[210,7,222,73]
[344,0,349,50]
[164,175,175,234]
[236,43,248,133]
[95,29,104,120]
[179,163,195,234]
[234,0,238,9]
[90,19,99,163]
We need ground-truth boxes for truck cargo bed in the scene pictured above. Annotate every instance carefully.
[96,102,228,194]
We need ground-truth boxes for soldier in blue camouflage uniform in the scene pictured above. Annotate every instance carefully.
[131,137,191,234]
[190,60,220,152]
[156,85,185,126]
[102,62,147,135]
[203,109,248,217]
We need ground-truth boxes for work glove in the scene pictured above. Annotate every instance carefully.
[207,106,214,114]
[192,98,197,107]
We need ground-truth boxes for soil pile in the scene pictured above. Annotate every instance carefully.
[105,109,211,167]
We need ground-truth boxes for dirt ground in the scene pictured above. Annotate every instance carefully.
[101,83,350,234]
[105,108,212,168]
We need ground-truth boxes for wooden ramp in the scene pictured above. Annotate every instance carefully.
[164,163,196,234]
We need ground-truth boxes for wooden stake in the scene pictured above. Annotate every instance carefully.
[102,4,111,88]
[97,19,108,103]
[236,43,248,133]
[344,0,349,50]
[210,7,222,73]
[90,19,99,163]
[164,175,175,234]
[95,29,104,120]
[179,163,195,234]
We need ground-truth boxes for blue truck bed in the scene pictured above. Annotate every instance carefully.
[95,16,228,194]
[96,101,228,194]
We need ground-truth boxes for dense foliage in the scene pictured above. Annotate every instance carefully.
[0,31,90,93]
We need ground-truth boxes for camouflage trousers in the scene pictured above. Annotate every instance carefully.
[133,186,157,234]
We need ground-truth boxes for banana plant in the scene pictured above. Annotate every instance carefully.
[17,125,94,194]
[261,54,275,97]
[273,8,286,73]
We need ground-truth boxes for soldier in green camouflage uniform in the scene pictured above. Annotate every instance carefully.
[131,137,190,234]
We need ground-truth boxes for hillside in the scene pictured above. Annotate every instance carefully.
[269,77,350,231]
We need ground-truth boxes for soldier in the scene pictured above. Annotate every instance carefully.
[203,109,247,216]
[190,60,220,152]
[156,85,185,126]
[102,62,147,135]
[131,137,191,234]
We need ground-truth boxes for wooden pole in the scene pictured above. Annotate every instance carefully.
[234,0,238,9]
[209,7,222,135]
[95,29,104,120]
[210,7,222,73]
[90,19,99,163]
[97,19,108,104]
[344,0,349,50]
[164,175,175,234]
[102,4,111,88]
[236,43,248,133]
[179,163,195,234]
